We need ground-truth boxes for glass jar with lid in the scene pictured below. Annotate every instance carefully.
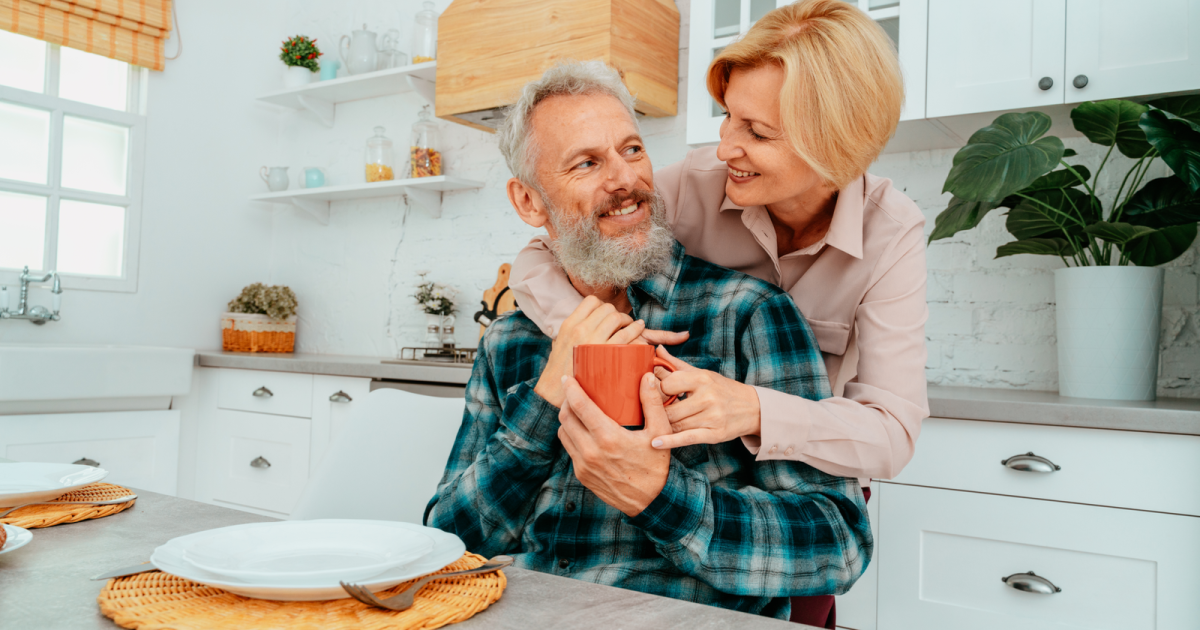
[364,126,395,182]
[411,1,438,64]
[410,105,442,178]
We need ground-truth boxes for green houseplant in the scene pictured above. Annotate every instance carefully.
[222,283,299,353]
[280,35,322,88]
[930,96,1200,401]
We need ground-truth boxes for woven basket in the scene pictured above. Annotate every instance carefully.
[221,313,296,353]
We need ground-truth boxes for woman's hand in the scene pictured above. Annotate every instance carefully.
[535,296,647,407]
[650,346,762,449]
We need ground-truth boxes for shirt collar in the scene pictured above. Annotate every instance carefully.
[717,175,866,260]
[628,240,686,311]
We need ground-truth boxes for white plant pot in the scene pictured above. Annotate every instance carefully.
[1055,266,1164,401]
[283,65,314,88]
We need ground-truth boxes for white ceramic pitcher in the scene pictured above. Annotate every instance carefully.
[340,26,379,76]
[259,166,289,192]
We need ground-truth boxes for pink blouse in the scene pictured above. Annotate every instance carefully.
[509,147,930,485]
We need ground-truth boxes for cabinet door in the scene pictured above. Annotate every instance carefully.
[877,484,1200,630]
[0,411,180,495]
[206,408,310,515]
[835,483,881,630]
[1065,0,1200,103]
[309,374,372,473]
[926,0,1066,117]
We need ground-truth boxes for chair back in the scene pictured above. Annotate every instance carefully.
[290,388,465,523]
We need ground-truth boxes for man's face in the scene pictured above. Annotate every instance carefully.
[529,93,656,243]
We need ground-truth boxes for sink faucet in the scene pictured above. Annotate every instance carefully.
[1,266,63,325]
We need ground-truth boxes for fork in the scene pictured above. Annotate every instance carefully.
[0,494,138,518]
[340,555,514,611]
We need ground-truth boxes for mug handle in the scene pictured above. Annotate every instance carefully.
[652,357,679,406]
[259,166,269,183]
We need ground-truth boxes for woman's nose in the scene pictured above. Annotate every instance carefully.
[715,131,745,163]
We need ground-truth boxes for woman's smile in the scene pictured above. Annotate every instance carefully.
[727,167,761,185]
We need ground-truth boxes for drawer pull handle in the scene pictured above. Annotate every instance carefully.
[253,386,274,398]
[73,457,101,467]
[250,456,272,469]
[329,390,353,403]
[1002,571,1062,594]
[1001,452,1060,473]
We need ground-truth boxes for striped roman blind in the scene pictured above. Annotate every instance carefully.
[0,0,173,71]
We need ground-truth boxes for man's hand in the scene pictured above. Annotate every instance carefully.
[534,296,646,407]
[649,345,762,450]
[557,374,671,517]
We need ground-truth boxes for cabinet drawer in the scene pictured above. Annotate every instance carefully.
[217,369,313,418]
[892,418,1200,516]
[208,409,309,514]
[878,484,1200,630]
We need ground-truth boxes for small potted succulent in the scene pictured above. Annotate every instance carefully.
[280,35,322,88]
[222,283,299,353]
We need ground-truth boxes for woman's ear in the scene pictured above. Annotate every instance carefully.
[507,178,552,231]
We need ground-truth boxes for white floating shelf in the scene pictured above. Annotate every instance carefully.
[257,62,438,127]
[249,176,484,223]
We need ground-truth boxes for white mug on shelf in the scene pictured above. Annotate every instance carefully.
[260,166,289,192]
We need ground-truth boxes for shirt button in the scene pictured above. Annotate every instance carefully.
[558,558,570,569]
[784,446,795,456]
[566,501,577,512]
[769,445,778,454]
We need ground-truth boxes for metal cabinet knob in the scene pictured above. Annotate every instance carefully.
[1038,76,1054,91]
[329,390,353,403]
[1001,452,1061,473]
[1073,74,1088,89]
[250,456,271,469]
[253,386,274,398]
[73,457,101,467]
[1002,571,1062,594]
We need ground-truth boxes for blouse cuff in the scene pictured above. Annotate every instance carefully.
[750,385,813,461]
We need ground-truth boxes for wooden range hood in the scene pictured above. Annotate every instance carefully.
[435,0,680,133]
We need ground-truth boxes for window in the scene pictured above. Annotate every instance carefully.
[0,29,147,293]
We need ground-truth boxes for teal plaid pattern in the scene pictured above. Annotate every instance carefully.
[425,241,871,620]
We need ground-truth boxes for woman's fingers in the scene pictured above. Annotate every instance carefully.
[658,369,710,397]
[641,329,689,346]
[662,395,709,425]
[651,427,721,450]
[589,310,634,344]
[608,319,646,345]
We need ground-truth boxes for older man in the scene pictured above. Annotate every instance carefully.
[425,61,870,620]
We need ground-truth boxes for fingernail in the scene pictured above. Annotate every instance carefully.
[561,376,568,384]
[651,439,663,448]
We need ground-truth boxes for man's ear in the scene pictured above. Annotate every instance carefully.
[507,178,553,233]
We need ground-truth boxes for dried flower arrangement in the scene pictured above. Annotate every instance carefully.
[227,283,298,321]
[413,272,457,316]
[280,35,322,72]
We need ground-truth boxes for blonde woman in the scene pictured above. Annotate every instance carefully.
[510,2,927,626]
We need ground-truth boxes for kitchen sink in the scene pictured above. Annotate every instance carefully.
[0,344,195,414]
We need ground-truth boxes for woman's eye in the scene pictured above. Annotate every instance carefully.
[749,126,768,141]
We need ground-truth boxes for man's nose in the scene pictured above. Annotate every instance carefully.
[602,150,640,192]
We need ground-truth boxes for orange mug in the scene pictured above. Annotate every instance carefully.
[573,344,678,428]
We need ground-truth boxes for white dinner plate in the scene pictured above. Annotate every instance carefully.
[151,520,466,601]
[181,520,435,585]
[0,524,33,555]
[0,462,108,507]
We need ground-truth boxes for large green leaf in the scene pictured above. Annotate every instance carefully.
[1070,100,1153,158]
[944,112,1063,202]
[1006,188,1098,241]
[1140,109,1200,193]
[1062,148,1078,158]
[995,238,1079,258]
[1149,95,1200,126]
[1122,223,1199,266]
[1022,165,1092,193]
[928,197,1000,242]
[1084,221,1157,245]
[1123,176,1200,228]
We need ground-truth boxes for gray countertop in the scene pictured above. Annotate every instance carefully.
[197,350,472,384]
[0,491,801,629]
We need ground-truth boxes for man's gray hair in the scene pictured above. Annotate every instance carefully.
[497,60,639,188]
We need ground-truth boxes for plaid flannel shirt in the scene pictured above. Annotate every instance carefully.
[425,241,871,620]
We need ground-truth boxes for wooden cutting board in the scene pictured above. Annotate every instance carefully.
[477,263,518,340]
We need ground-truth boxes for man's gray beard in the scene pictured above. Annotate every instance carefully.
[545,191,674,290]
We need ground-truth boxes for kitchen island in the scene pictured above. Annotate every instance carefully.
[0,490,803,629]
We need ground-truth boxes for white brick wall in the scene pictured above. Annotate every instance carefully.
[272,0,1198,398]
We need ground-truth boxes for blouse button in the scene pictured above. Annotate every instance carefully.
[784,446,795,456]
[769,445,778,454]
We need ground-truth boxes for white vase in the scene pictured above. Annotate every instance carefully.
[283,65,314,88]
[1055,266,1164,401]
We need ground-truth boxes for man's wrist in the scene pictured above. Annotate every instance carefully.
[626,459,706,543]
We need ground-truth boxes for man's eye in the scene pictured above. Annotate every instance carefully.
[624,146,642,156]
[576,160,596,169]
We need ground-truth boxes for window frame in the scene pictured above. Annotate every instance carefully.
[0,41,149,293]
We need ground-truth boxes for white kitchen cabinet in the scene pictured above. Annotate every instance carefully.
[309,374,373,473]
[0,410,180,495]
[206,408,311,516]
[835,483,881,630]
[685,0,927,146]
[877,484,1200,630]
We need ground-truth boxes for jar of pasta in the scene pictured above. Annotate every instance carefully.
[410,105,442,178]
[364,126,395,182]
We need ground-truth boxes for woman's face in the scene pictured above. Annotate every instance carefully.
[715,65,827,209]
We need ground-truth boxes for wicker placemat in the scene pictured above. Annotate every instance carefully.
[0,482,136,529]
[98,552,506,630]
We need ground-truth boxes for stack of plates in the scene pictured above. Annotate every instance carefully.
[0,462,108,507]
[152,519,466,600]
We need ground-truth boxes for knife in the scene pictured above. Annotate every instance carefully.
[91,561,158,581]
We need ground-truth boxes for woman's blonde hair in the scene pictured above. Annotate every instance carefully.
[707,0,903,189]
